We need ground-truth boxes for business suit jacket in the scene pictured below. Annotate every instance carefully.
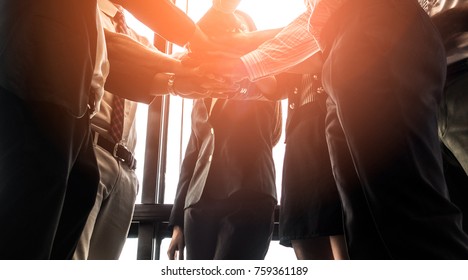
[169,83,279,227]
[0,0,98,118]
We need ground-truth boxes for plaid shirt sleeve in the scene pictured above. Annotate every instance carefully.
[240,10,320,81]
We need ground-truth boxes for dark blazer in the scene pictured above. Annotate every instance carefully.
[0,0,98,118]
[169,83,280,227]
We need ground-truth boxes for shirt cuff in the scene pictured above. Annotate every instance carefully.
[241,51,267,82]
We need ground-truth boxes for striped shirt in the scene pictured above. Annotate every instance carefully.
[241,10,320,81]
[241,0,434,81]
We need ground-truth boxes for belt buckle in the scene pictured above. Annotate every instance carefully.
[113,143,125,161]
[113,143,136,170]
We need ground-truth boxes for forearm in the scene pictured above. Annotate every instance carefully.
[169,133,198,228]
[105,30,182,72]
[113,0,196,46]
[168,180,190,229]
[234,28,283,53]
[114,0,225,53]
[104,30,182,102]
[241,11,320,81]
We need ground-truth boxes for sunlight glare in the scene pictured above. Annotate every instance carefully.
[121,0,307,261]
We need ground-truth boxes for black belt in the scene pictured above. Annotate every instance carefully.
[447,58,468,78]
[93,132,137,170]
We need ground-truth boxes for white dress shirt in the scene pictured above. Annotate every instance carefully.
[92,0,153,153]
[91,5,110,118]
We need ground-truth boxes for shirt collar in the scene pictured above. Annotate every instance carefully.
[98,0,119,19]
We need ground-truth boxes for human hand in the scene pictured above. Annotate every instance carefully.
[167,226,185,260]
[187,25,234,55]
[175,74,237,99]
[188,6,244,53]
[152,71,235,99]
[209,31,251,54]
[197,56,249,83]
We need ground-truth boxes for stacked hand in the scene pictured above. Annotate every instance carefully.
[182,51,248,86]
[171,72,239,99]
[161,58,240,99]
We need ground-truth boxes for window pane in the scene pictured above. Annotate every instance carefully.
[119,238,138,260]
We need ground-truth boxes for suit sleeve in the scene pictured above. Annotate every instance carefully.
[169,131,199,229]
[103,30,182,103]
[113,0,196,46]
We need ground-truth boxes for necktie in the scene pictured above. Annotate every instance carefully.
[109,8,129,143]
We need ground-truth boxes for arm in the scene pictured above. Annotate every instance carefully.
[212,28,283,54]
[105,30,183,74]
[113,0,224,52]
[112,0,195,46]
[167,130,201,259]
[199,11,320,82]
[104,30,235,101]
[196,0,282,52]
[235,28,283,51]
[167,225,185,260]
[151,72,238,99]
[104,29,183,102]
[168,132,199,239]
[240,10,320,81]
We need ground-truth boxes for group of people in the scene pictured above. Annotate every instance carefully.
[1,0,467,260]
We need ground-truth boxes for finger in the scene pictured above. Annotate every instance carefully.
[205,73,226,82]
[167,248,174,260]
[179,248,184,260]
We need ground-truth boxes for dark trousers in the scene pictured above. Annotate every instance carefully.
[184,193,275,260]
[439,61,468,233]
[442,144,468,233]
[321,0,468,259]
[0,88,99,259]
[439,59,468,174]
